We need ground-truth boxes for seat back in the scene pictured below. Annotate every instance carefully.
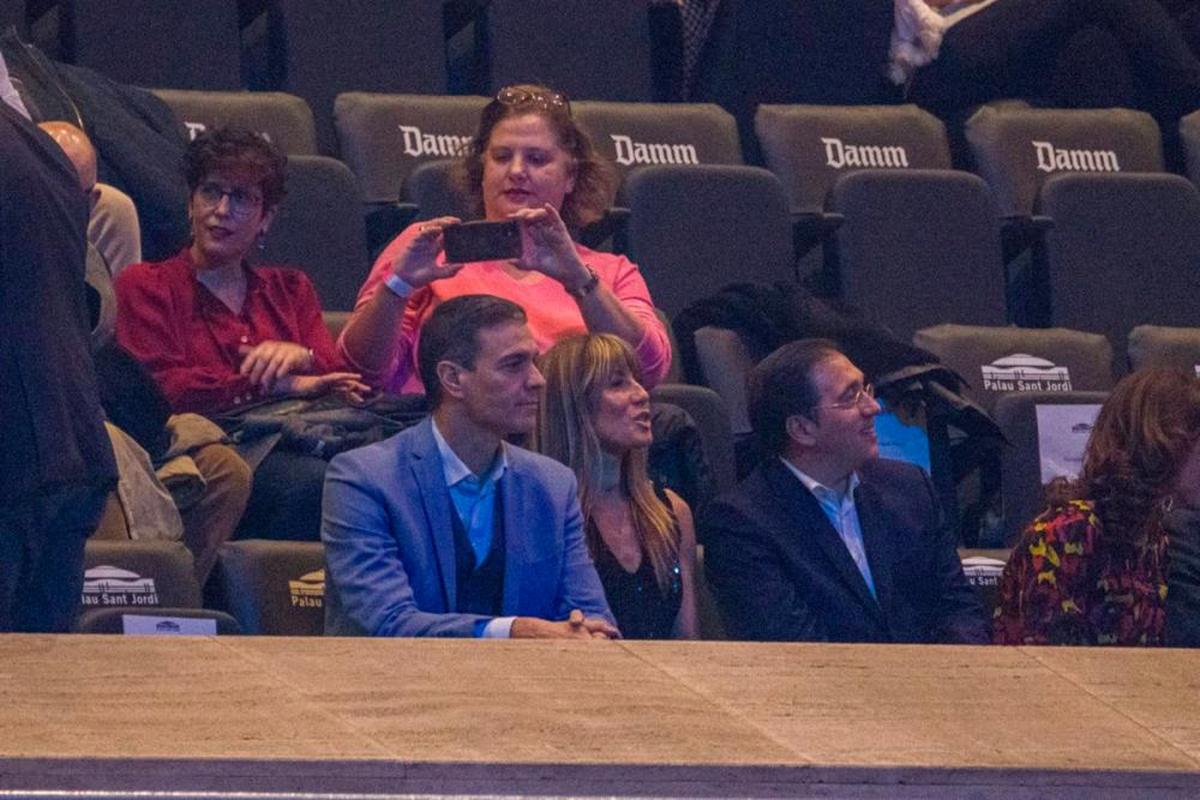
[913,324,1114,415]
[755,104,951,216]
[82,540,202,612]
[258,155,369,311]
[266,0,446,153]
[152,89,318,155]
[622,165,794,318]
[691,326,755,437]
[574,101,741,189]
[965,105,1164,217]
[958,548,1011,620]
[994,390,1109,544]
[1039,173,1200,351]
[483,0,655,101]
[1180,110,1200,191]
[74,607,241,635]
[211,540,326,635]
[650,383,736,500]
[1127,325,1200,372]
[335,93,488,207]
[64,0,241,90]
[401,159,477,222]
[830,170,1006,341]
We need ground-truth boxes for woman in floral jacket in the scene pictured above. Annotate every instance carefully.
[994,369,1200,646]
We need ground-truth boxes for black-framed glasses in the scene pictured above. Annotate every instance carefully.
[816,384,876,412]
[495,86,571,115]
[194,181,263,220]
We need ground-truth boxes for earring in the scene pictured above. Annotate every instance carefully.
[257,230,267,251]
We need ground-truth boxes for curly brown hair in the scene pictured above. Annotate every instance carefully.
[183,127,288,211]
[1047,368,1200,547]
[454,83,614,231]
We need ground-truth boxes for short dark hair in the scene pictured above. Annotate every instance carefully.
[747,338,843,456]
[183,127,288,210]
[455,83,613,230]
[418,294,527,407]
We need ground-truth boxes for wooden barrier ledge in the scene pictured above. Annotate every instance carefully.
[0,636,1198,798]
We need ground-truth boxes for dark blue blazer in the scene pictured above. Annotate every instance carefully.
[322,418,614,636]
[701,457,987,644]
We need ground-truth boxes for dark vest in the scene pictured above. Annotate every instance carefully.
[451,489,506,616]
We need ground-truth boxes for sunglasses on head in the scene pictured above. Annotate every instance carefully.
[494,86,571,115]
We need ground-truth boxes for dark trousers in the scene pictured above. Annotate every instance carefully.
[0,484,107,632]
[235,449,328,541]
[910,0,1200,121]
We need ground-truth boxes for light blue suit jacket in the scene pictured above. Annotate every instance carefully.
[322,418,614,636]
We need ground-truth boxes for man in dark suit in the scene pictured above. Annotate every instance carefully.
[0,97,117,632]
[322,294,617,638]
[701,339,986,643]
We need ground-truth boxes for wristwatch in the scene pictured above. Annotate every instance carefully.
[566,266,599,300]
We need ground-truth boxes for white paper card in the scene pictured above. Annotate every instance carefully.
[121,614,217,636]
[1035,403,1102,484]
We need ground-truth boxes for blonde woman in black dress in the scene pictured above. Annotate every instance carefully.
[536,334,698,639]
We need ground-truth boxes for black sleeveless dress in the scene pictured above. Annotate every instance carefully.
[588,485,683,639]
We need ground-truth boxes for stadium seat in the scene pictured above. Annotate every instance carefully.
[1127,325,1200,372]
[210,540,325,636]
[152,89,317,155]
[650,383,736,500]
[74,607,241,635]
[1038,173,1200,352]
[82,539,203,609]
[966,106,1166,327]
[62,0,241,90]
[265,0,447,154]
[481,0,656,102]
[690,326,755,438]
[1181,110,1200,190]
[913,324,1114,415]
[755,104,951,233]
[401,158,475,222]
[575,101,742,187]
[258,155,370,312]
[829,170,1007,341]
[965,105,1165,218]
[958,548,1011,619]
[755,103,955,282]
[993,390,1109,545]
[334,93,487,210]
[621,165,795,318]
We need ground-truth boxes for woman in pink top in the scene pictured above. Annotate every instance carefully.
[338,84,671,395]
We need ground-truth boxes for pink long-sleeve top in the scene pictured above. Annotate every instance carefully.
[339,223,672,394]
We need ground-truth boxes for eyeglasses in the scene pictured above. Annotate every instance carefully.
[495,86,571,115]
[194,181,263,220]
[816,384,876,412]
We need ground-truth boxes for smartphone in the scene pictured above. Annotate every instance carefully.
[442,220,522,263]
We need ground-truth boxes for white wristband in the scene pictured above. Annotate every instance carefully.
[384,273,414,299]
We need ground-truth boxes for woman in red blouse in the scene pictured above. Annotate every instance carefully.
[994,369,1200,646]
[116,128,366,541]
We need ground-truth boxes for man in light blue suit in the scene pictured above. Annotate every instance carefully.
[323,294,618,638]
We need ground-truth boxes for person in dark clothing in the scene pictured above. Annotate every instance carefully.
[0,99,117,632]
[907,0,1200,127]
[700,339,987,643]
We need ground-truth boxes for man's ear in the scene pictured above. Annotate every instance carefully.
[785,414,817,448]
[436,360,467,400]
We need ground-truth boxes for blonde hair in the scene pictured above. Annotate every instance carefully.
[536,334,679,588]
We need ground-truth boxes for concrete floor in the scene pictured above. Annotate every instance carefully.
[0,636,1198,797]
